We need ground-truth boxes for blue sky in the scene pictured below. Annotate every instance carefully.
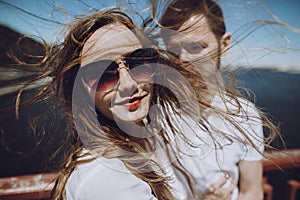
[220,0,300,71]
[0,0,299,72]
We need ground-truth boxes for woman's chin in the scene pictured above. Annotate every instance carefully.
[111,106,149,124]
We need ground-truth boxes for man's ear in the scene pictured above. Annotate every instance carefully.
[220,32,231,56]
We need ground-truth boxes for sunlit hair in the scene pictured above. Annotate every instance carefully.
[9,4,282,200]
[7,8,205,199]
[25,7,218,198]
[45,10,183,199]
[36,9,216,199]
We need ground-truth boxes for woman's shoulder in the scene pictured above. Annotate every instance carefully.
[66,156,156,200]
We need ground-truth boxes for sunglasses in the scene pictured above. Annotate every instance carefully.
[81,48,159,92]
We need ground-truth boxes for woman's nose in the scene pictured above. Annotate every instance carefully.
[117,63,138,93]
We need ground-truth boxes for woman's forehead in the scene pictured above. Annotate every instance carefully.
[81,24,142,66]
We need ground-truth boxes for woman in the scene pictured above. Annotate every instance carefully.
[14,8,277,200]
[43,10,207,200]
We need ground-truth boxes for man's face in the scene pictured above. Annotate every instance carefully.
[165,14,231,99]
[168,14,230,70]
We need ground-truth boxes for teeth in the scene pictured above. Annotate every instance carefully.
[129,97,140,103]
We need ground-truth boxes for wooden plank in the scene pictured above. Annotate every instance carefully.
[262,149,300,172]
[0,173,57,200]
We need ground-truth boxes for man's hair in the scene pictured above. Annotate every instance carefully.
[160,0,226,40]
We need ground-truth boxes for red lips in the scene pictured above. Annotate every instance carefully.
[124,99,142,109]
[115,95,145,109]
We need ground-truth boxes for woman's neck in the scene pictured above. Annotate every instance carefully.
[116,119,155,152]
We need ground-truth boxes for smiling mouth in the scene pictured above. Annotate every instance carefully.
[115,95,146,109]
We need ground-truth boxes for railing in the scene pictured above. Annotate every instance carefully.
[262,149,300,171]
[0,173,57,200]
[262,149,300,200]
[1,149,299,200]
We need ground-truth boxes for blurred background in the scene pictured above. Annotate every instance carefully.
[0,1,299,199]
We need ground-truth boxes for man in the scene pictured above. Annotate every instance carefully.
[159,1,264,200]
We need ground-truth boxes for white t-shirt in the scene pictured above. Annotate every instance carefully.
[66,156,157,200]
[66,153,189,200]
[172,95,264,200]
[66,96,264,200]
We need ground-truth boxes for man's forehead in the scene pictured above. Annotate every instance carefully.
[179,15,211,34]
[168,31,206,45]
[167,15,212,44]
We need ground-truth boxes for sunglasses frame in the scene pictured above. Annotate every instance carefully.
[80,48,159,92]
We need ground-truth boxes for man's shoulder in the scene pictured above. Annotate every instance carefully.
[212,94,260,118]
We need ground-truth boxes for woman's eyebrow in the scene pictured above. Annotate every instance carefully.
[121,48,141,58]
[81,60,118,74]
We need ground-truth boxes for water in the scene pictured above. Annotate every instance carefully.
[236,68,300,149]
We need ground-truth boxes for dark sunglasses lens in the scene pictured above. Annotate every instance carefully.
[82,48,159,91]
[130,62,156,80]
[82,60,118,91]
[126,48,158,80]
[95,74,118,91]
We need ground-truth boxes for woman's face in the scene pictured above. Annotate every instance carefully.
[80,24,154,124]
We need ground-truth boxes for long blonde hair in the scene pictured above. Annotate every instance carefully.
[11,6,281,200]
